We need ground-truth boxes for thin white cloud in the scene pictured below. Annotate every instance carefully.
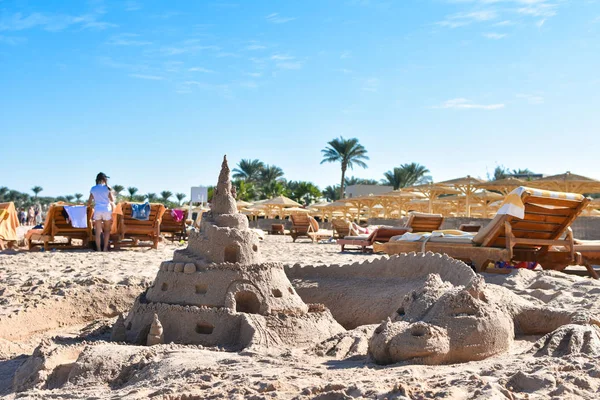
[129,74,164,80]
[362,77,380,92]
[0,34,25,45]
[335,68,353,74]
[0,11,116,32]
[188,67,214,73]
[276,61,303,70]
[246,44,266,50]
[124,1,142,11]
[516,93,544,105]
[483,32,507,39]
[106,33,151,46]
[245,72,262,77]
[270,54,294,61]
[265,13,295,24]
[340,50,352,59]
[437,10,497,28]
[240,81,258,89]
[436,98,505,110]
[536,19,546,27]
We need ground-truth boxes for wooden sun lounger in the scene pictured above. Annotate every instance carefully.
[331,218,352,238]
[26,203,92,251]
[290,214,331,243]
[0,202,19,250]
[111,202,166,249]
[336,212,441,253]
[160,209,187,241]
[338,227,411,253]
[406,212,444,232]
[374,187,594,278]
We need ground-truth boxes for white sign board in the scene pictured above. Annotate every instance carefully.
[191,186,208,203]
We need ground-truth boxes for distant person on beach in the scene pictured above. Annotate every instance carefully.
[87,172,114,252]
[27,206,35,226]
[19,208,26,225]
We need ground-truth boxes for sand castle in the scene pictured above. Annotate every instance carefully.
[119,156,343,348]
[368,274,600,365]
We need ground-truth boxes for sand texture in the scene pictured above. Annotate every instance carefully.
[2,234,600,399]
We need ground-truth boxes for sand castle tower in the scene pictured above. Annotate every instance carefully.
[120,156,343,348]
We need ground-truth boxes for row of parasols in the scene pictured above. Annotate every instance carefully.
[238,172,600,221]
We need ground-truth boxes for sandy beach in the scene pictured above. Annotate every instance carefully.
[1,232,600,399]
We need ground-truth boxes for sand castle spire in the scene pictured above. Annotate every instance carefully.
[211,155,238,215]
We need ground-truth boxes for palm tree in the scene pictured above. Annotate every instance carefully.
[259,165,285,187]
[491,166,508,181]
[383,163,431,190]
[233,180,257,201]
[65,195,75,203]
[262,181,286,198]
[322,185,340,202]
[145,193,158,202]
[31,186,43,199]
[287,181,321,205]
[321,137,369,199]
[112,184,125,200]
[0,187,8,201]
[175,193,186,206]
[160,191,173,203]
[233,159,265,182]
[74,193,83,203]
[127,187,138,201]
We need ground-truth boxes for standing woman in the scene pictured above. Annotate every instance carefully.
[87,172,114,251]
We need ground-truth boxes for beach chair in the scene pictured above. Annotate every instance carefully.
[289,214,331,243]
[111,202,166,249]
[459,223,482,233]
[26,203,92,251]
[338,226,411,253]
[0,202,19,250]
[373,187,594,277]
[160,209,187,241]
[331,218,353,238]
[405,212,444,232]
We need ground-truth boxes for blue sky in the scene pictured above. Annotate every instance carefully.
[1,0,599,197]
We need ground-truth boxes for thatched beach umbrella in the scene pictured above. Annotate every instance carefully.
[404,183,461,214]
[438,175,484,217]
[261,195,302,218]
[475,177,527,195]
[236,200,253,208]
[378,190,426,218]
[526,172,600,194]
[471,190,504,217]
[345,195,386,221]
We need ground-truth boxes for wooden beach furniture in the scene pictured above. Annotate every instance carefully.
[289,214,331,243]
[335,212,441,253]
[331,218,353,238]
[160,209,187,241]
[0,202,19,250]
[111,202,166,249]
[373,187,594,277]
[405,212,444,232]
[338,226,411,253]
[26,203,92,251]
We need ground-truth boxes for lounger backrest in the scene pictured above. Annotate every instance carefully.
[47,204,92,237]
[291,213,311,228]
[119,203,166,234]
[473,190,588,248]
[0,202,19,241]
[374,227,411,243]
[332,219,351,236]
[407,212,444,232]
[160,209,186,231]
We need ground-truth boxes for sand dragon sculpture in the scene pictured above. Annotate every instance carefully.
[368,273,600,365]
[117,155,343,349]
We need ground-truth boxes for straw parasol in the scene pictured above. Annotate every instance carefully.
[525,171,600,194]
[404,183,461,214]
[345,195,385,221]
[378,190,426,218]
[236,200,253,210]
[475,177,527,195]
[438,175,484,217]
[471,190,504,217]
[261,195,302,218]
